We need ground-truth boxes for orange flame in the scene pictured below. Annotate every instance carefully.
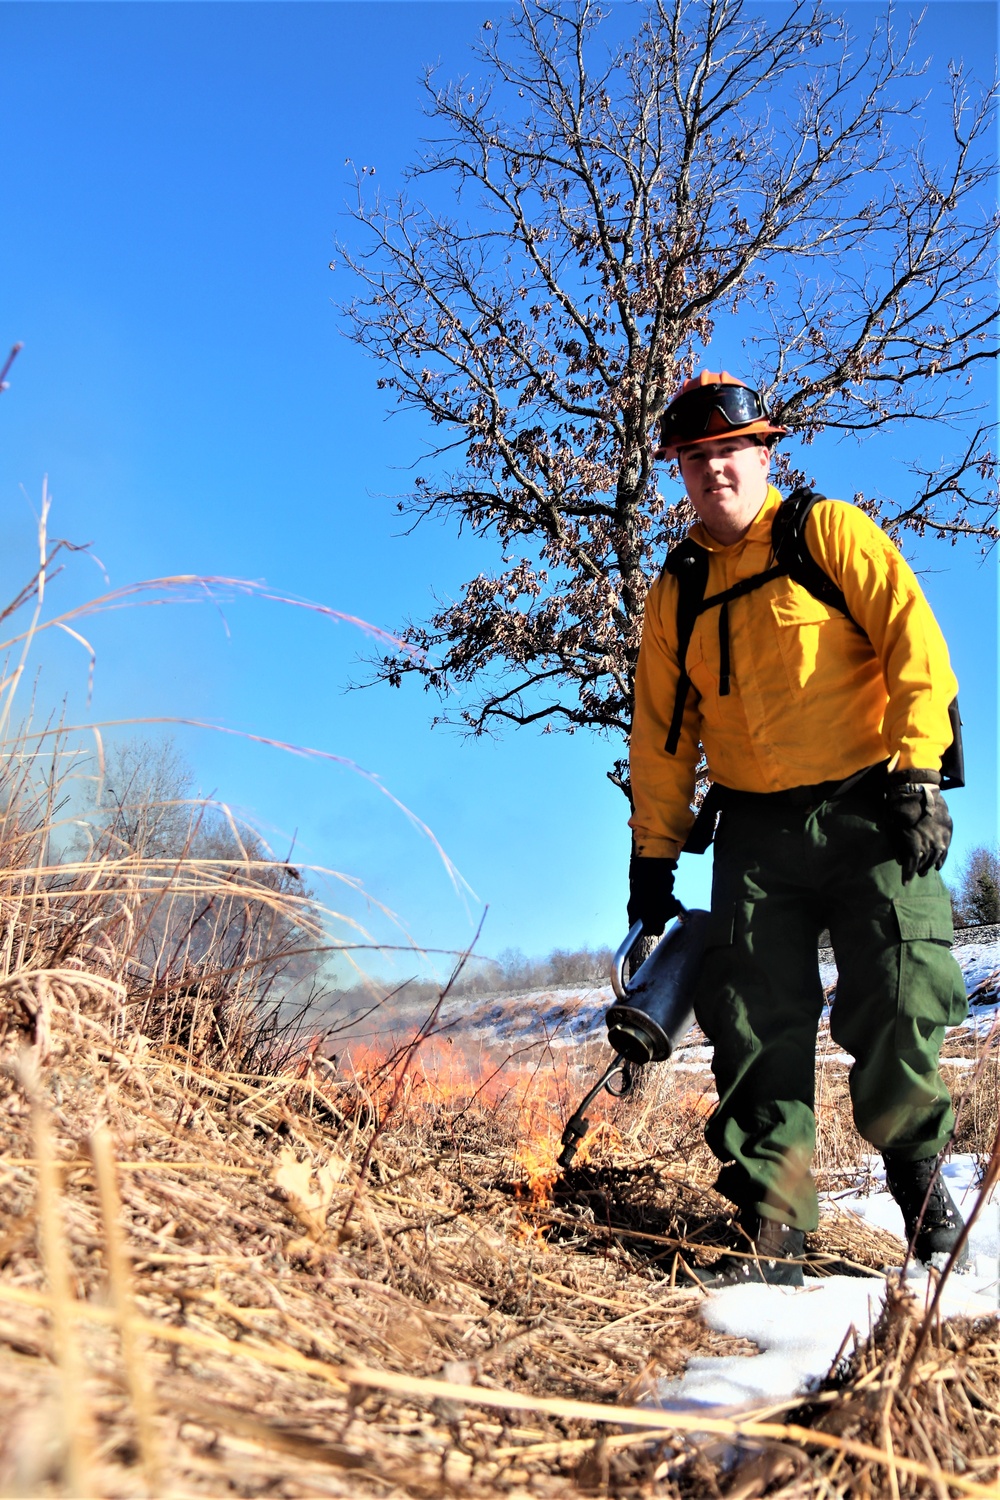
[514,1133,560,1206]
[294,1030,714,1173]
[324,1030,626,1212]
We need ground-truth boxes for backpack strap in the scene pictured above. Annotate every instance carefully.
[662,541,786,748]
[662,538,709,754]
[662,491,850,753]
[702,568,785,695]
[771,487,858,626]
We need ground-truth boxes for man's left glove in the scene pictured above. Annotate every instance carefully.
[627,855,681,937]
[885,768,953,884]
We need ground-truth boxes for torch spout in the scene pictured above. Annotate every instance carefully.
[556,1055,625,1170]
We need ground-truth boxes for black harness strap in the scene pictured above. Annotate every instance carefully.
[662,489,842,754]
[771,489,855,624]
[663,539,710,754]
[718,601,730,696]
[701,567,787,612]
[706,567,785,697]
[664,561,787,745]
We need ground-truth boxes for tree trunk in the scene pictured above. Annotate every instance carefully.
[626,933,658,982]
[620,931,666,1103]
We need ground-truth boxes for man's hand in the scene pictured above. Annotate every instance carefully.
[885,769,953,884]
[627,855,681,936]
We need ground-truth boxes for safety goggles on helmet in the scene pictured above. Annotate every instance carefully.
[657,383,768,450]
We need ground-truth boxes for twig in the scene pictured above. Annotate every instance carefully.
[902,1122,1000,1386]
[0,340,22,391]
[331,1363,1000,1496]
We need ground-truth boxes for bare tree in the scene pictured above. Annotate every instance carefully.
[97,736,196,861]
[950,845,1000,927]
[70,737,328,1062]
[341,0,997,794]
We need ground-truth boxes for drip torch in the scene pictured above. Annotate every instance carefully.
[557,907,710,1170]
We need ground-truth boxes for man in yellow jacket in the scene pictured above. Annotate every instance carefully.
[629,371,968,1287]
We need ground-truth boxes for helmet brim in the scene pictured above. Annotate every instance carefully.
[653,418,788,462]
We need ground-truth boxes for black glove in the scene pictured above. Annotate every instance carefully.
[885,768,953,884]
[627,855,681,937]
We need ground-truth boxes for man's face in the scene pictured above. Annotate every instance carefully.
[676,434,771,545]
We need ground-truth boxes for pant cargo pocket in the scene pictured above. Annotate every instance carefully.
[893,892,968,1052]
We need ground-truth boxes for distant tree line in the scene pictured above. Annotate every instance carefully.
[332,941,617,1018]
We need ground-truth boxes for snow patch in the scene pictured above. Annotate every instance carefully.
[658,1279,888,1409]
[832,1154,999,1276]
[655,1154,999,1414]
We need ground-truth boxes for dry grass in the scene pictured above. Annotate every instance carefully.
[1,962,997,1498]
[950,1046,1000,1175]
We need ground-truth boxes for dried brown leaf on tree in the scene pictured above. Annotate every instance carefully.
[340,0,998,793]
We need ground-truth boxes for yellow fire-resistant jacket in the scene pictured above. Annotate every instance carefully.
[629,486,959,859]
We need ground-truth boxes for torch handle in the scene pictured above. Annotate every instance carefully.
[611,920,645,1000]
[611,905,690,1001]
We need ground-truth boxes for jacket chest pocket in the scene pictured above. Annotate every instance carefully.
[769,589,842,690]
[684,621,713,697]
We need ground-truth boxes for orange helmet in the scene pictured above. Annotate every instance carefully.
[654,370,788,460]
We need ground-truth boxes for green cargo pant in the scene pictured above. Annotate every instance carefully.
[693,784,967,1232]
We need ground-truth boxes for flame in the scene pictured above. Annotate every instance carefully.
[514,1133,560,1207]
[297,1026,714,1241]
[336,1033,600,1139]
[676,1086,714,1119]
[288,1023,718,1257]
[325,1031,624,1209]
[295,1028,715,1176]
[515,1217,552,1249]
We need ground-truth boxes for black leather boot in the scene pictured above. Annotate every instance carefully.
[883,1152,969,1268]
[689,1215,806,1289]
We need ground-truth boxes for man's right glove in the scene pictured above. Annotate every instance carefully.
[885,768,953,884]
[627,854,681,937]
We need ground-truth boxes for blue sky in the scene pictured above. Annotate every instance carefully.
[0,1,996,984]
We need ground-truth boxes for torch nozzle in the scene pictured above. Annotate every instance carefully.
[555,1056,625,1173]
[557,1110,590,1170]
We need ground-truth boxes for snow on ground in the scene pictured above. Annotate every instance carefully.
[655,1154,999,1413]
[830,1154,999,1281]
[451,984,613,1049]
[954,939,1000,1033]
[955,937,1000,994]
